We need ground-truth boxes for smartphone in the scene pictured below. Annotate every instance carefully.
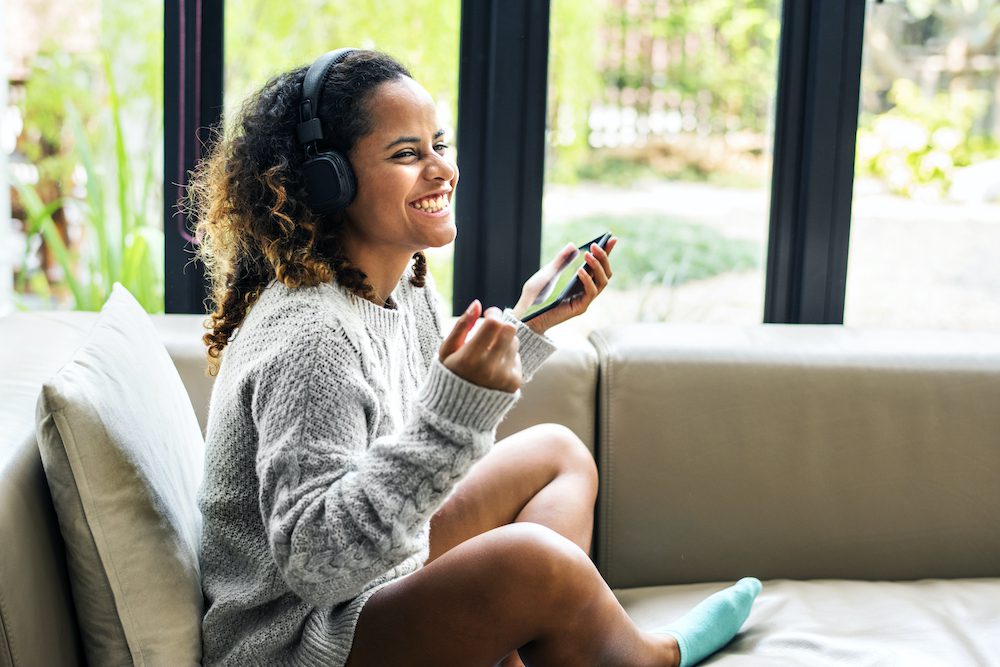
[522,232,612,323]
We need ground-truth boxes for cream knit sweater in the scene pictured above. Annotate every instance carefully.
[197,268,556,666]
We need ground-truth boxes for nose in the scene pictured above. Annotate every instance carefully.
[425,151,457,183]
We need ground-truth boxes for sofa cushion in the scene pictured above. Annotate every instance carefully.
[616,578,1000,664]
[34,284,205,666]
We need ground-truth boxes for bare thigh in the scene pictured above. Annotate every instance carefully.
[345,426,601,666]
[344,522,602,667]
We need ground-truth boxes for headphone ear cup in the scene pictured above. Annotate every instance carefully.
[302,150,357,214]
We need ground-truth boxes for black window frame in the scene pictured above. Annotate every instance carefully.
[164,0,223,314]
[164,0,869,323]
[765,0,867,324]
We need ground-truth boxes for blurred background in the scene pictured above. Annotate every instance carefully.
[3,0,999,333]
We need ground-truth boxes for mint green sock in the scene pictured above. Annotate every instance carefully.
[659,577,762,667]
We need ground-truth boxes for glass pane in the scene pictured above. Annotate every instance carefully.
[543,0,782,334]
[846,0,1000,331]
[224,0,461,306]
[4,1,165,314]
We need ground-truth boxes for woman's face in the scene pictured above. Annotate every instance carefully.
[343,77,459,255]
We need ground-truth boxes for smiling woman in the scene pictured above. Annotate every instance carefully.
[188,48,757,667]
[340,76,459,306]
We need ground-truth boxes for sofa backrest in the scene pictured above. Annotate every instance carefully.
[0,312,97,667]
[591,324,1000,589]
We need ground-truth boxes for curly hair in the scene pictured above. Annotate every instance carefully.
[186,50,427,376]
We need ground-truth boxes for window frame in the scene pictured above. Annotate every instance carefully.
[765,0,867,324]
[164,0,223,314]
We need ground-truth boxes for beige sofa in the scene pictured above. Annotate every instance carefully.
[2,308,999,665]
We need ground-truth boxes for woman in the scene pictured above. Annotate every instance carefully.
[190,48,760,667]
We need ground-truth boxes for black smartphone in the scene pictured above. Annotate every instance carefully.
[522,232,612,323]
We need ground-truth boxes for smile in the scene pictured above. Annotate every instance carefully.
[409,194,451,216]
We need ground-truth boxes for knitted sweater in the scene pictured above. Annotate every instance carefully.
[197,267,556,666]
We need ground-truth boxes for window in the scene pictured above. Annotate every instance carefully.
[542,0,782,333]
[4,0,165,314]
[845,0,1000,331]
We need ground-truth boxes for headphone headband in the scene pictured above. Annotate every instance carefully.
[296,48,360,214]
[297,48,357,147]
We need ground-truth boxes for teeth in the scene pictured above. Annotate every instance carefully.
[414,195,447,212]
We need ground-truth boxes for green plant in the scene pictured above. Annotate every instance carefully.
[545,0,781,186]
[856,79,999,198]
[13,52,164,313]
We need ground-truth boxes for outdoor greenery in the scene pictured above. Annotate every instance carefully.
[857,80,998,198]
[12,2,164,312]
[546,0,780,185]
[224,0,462,132]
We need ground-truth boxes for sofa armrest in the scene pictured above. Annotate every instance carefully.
[0,311,96,667]
[590,323,1000,588]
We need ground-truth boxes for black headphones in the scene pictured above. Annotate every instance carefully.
[297,48,358,214]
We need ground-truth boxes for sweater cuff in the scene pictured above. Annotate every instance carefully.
[503,308,558,380]
[418,359,519,432]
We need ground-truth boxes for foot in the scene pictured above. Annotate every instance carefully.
[653,577,762,667]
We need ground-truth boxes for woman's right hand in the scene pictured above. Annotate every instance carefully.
[438,300,522,393]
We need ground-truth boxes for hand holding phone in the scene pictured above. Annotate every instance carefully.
[519,232,613,323]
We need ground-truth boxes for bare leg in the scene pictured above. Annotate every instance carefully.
[345,522,680,667]
[427,424,601,667]
[345,424,678,666]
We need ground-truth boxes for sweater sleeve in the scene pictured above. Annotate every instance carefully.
[252,324,518,607]
[503,309,557,383]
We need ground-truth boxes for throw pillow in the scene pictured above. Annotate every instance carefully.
[35,283,205,666]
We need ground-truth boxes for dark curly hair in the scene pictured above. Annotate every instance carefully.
[187,49,426,376]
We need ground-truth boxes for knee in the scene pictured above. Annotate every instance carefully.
[534,424,598,493]
[484,523,596,602]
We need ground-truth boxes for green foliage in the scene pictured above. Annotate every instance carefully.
[224,0,461,134]
[546,0,781,186]
[14,53,164,313]
[13,1,164,313]
[19,52,99,189]
[542,213,758,290]
[647,0,778,132]
[545,1,605,184]
[856,79,999,198]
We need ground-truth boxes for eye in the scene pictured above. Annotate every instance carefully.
[434,143,449,154]
[393,149,417,159]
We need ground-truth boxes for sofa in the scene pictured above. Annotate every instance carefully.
[2,293,999,666]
